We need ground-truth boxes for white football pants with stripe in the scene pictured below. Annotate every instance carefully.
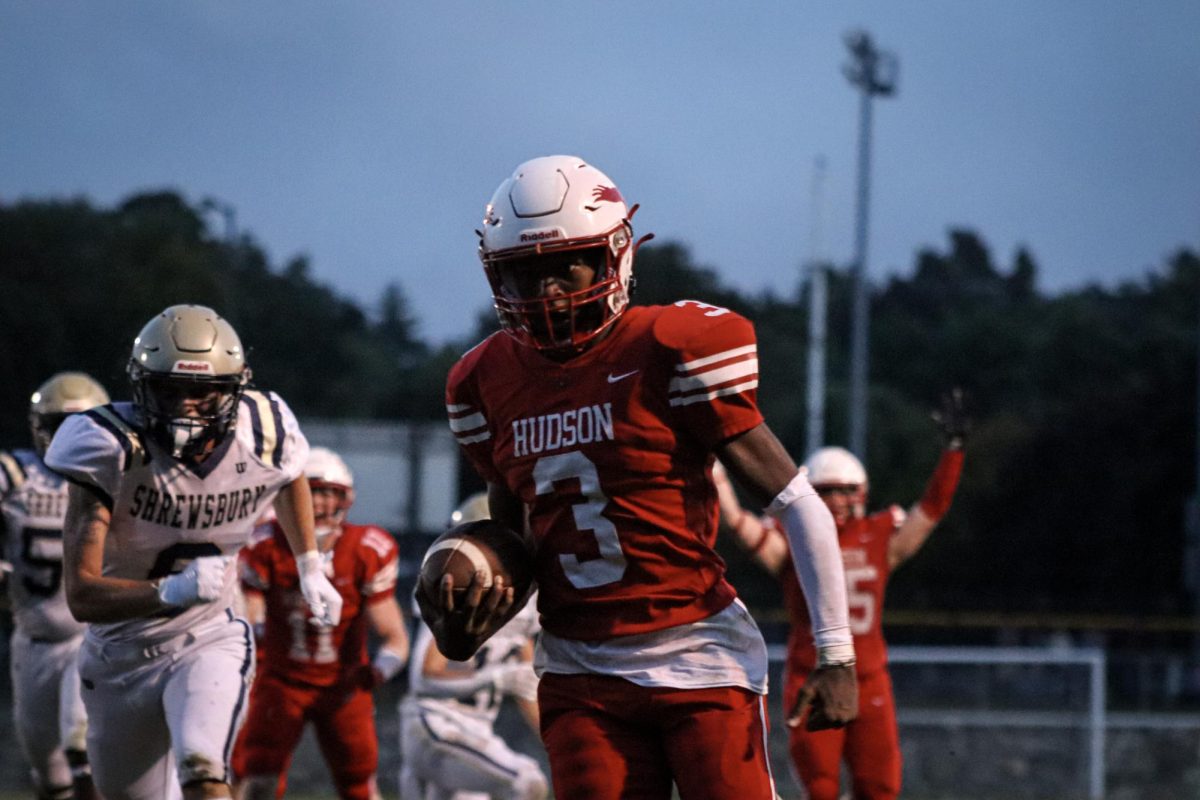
[399,698,547,800]
[77,614,253,800]
[10,631,89,798]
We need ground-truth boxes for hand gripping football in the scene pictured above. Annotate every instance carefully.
[419,519,534,603]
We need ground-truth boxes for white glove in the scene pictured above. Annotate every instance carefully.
[297,550,343,627]
[493,662,539,702]
[157,555,230,608]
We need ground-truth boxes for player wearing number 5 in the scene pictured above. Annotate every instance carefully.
[232,447,409,800]
[45,304,342,800]
[434,156,857,800]
[2,372,109,800]
[713,390,968,800]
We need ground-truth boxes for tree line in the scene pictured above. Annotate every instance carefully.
[2,191,1196,622]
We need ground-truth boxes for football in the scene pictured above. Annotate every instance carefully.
[418,519,534,604]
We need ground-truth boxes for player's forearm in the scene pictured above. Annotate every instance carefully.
[767,471,855,666]
[66,573,167,622]
[368,598,411,666]
[916,448,964,521]
[274,476,317,556]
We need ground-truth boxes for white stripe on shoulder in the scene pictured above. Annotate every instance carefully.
[0,451,22,492]
[446,403,473,413]
[669,358,759,394]
[449,412,487,434]
[455,431,492,445]
[677,344,757,373]
[669,379,760,407]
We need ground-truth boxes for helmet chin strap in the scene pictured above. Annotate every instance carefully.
[168,420,205,458]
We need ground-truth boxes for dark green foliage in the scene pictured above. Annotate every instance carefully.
[0,192,443,443]
[2,191,1196,619]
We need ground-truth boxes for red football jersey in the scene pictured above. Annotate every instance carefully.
[782,507,903,676]
[240,522,399,686]
[446,302,765,640]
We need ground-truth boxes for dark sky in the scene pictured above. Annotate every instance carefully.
[4,1,1198,342]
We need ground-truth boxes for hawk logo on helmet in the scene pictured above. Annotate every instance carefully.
[585,185,623,211]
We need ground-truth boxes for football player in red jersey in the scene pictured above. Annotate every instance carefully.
[424,155,858,800]
[713,390,968,800]
[232,447,409,800]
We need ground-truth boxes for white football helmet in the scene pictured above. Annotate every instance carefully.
[128,304,250,460]
[804,446,868,521]
[804,447,867,487]
[478,155,653,352]
[306,447,355,544]
[29,372,110,456]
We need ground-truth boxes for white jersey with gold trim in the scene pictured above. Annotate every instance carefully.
[0,448,84,641]
[44,391,308,645]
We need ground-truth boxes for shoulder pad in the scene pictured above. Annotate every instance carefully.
[652,299,746,340]
[239,390,309,477]
[653,303,759,409]
[446,340,500,450]
[446,334,503,391]
[0,450,26,493]
[84,404,150,472]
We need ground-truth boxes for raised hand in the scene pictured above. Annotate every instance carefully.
[931,387,971,450]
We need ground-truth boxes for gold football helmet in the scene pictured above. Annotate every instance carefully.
[127,304,250,459]
[29,372,110,456]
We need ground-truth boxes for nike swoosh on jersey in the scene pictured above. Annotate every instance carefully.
[607,370,639,383]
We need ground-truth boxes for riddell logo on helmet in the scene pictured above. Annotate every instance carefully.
[172,360,215,374]
[520,230,561,243]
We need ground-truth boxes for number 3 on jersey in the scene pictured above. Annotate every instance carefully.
[532,451,626,589]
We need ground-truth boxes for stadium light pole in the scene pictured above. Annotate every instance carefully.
[805,155,830,459]
[843,30,897,460]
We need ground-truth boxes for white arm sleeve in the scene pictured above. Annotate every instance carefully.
[767,470,856,666]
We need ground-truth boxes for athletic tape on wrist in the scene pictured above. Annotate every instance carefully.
[817,642,857,668]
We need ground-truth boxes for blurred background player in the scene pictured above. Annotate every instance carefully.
[430,155,856,800]
[1,372,108,800]
[233,446,409,800]
[46,304,342,800]
[713,389,968,800]
[399,493,547,800]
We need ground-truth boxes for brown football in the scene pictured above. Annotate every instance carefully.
[418,519,534,603]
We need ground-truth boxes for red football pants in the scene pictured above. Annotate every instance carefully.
[784,667,901,800]
[538,672,777,800]
[231,672,378,800]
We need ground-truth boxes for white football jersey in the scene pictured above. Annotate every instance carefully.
[44,391,308,645]
[409,594,541,724]
[0,448,84,641]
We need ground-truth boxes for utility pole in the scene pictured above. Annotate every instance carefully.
[843,30,898,460]
[805,156,829,459]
